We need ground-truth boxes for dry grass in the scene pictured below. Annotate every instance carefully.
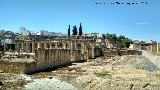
[0,61,26,73]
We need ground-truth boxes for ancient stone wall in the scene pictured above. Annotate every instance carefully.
[4,38,104,73]
[72,49,82,62]
[104,50,139,57]
[24,48,71,74]
[152,44,157,52]
[94,46,103,57]
[146,43,160,53]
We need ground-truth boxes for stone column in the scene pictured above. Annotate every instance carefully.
[37,43,41,49]
[21,42,24,52]
[26,42,30,53]
[70,41,74,61]
[32,43,35,53]
[63,43,66,49]
[15,42,19,52]
[74,41,77,49]
[91,44,95,58]
[55,42,58,48]
[44,43,46,48]
[50,43,52,49]
[22,42,26,52]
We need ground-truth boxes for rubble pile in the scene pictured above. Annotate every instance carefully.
[0,73,28,90]
[0,53,35,60]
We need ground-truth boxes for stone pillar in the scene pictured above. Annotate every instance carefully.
[24,43,27,52]
[15,42,19,52]
[32,43,35,53]
[70,41,74,61]
[18,43,21,52]
[37,43,41,49]
[50,43,52,49]
[44,43,47,49]
[26,42,30,53]
[55,42,58,48]
[63,43,66,49]
[34,43,38,50]
[21,42,24,52]
[75,41,77,49]
[46,43,50,49]
[91,44,95,58]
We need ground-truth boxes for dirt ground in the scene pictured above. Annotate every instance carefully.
[1,55,160,90]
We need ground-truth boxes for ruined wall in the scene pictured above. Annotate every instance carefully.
[4,39,104,73]
[71,46,103,62]
[94,46,103,57]
[146,43,160,53]
[24,48,71,74]
[152,44,157,52]
[72,49,82,62]
[104,50,139,57]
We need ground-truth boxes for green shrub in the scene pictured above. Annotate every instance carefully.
[94,71,111,77]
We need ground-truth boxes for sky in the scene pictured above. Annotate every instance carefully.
[0,0,159,42]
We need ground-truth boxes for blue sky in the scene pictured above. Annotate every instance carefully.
[0,0,159,41]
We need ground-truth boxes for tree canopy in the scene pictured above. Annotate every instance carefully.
[68,25,70,36]
[79,23,82,36]
[105,33,133,48]
[72,25,77,35]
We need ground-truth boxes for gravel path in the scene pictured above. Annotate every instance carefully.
[142,51,160,69]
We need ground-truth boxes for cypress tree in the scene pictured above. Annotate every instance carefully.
[72,25,77,35]
[79,23,82,36]
[68,25,70,36]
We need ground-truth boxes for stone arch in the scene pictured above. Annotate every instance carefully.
[58,42,63,48]
[41,43,44,48]
[77,43,82,49]
[51,43,56,48]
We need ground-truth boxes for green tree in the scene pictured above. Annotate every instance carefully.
[72,25,77,35]
[102,34,106,39]
[105,33,118,44]
[68,25,70,36]
[118,35,133,48]
[123,38,133,48]
[117,35,125,48]
[105,33,133,48]
[79,23,82,36]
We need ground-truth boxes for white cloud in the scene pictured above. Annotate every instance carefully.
[136,22,151,25]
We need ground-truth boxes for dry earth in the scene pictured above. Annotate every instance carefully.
[1,54,160,90]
